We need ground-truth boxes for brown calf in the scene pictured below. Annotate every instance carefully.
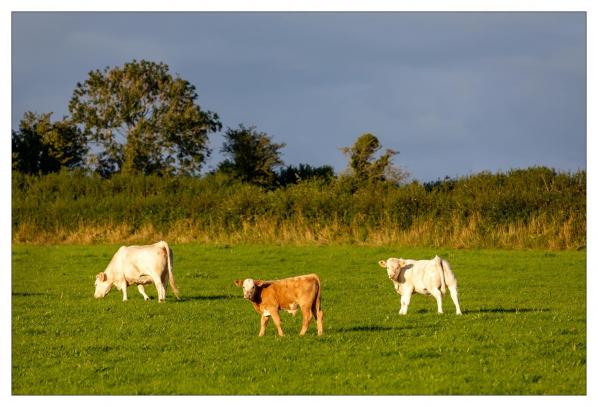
[234,274,324,336]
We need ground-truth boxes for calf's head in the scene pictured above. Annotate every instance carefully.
[378,258,405,280]
[94,272,112,298]
[234,278,265,300]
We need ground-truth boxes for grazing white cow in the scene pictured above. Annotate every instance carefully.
[378,256,462,315]
[94,241,180,302]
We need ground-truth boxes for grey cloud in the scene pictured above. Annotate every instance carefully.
[11,12,586,181]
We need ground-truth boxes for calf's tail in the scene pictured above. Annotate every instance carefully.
[162,241,180,300]
[435,256,447,295]
[312,275,324,335]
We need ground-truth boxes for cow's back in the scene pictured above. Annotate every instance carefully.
[104,245,128,279]
[114,243,169,281]
[127,244,166,265]
[264,274,320,308]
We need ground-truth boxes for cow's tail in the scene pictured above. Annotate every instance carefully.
[312,274,324,335]
[435,255,447,295]
[162,241,180,300]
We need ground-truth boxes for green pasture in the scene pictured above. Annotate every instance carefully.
[12,244,586,394]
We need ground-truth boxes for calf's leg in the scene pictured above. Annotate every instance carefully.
[299,305,313,336]
[448,285,462,315]
[312,302,324,336]
[430,287,444,314]
[399,289,412,315]
[259,315,270,336]
[269,309,284,336]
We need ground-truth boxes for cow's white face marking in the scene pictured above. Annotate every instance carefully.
[242,278,256,299]
[94,275,112,298]
[385,258,401,280]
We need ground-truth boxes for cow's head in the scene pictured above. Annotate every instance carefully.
[94,272,112,299]
[234,278,264,301]
[378,258,405,281]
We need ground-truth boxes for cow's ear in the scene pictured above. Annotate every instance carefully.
[378,260,387,268]
[97,272,106,282]
[233,279,243,287]
[254,279,265,287]
[398,260,407,268]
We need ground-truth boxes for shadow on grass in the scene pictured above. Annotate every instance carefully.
[12,292,47,297]
[178,294,234,302]
[334,323,438,333]
[334,325,396,333]
[463,307,550,314]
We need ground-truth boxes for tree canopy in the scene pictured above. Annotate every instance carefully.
[218,125,286,187]
[12,112,87,174]
[68,59,221,176]
[277,163,335,186]
[340,133,407,185]
[12,59,412,189]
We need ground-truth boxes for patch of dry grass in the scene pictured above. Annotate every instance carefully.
[12,212,583,250]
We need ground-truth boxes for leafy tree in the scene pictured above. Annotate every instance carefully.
[340,133,408,185]
[218,124,286,187]
[277,163,335,186]
[12,112,87,174]
[68,59,221,176]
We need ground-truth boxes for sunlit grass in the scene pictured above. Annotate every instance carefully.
[12,244,586,394]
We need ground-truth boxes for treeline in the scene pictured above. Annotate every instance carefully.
[12,167,586,249]
[11,60,406,187]
[11,59,586,249]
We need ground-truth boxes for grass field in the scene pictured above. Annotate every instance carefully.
[11,244,586,395]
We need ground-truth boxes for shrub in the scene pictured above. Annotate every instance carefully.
[12,167,586,249]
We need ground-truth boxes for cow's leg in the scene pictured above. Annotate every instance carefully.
[399,289,412,315]
[269,309,284,336]
[448,285,462,315]
[430,287,443,314]
[137,285,150,301]
[120,282,128,302]
[312,302,324,336]
[299,305,313,336]
[259,315,270,336]
[153,278,166,303]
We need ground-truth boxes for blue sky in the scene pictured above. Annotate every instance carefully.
[11,11,586,181]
